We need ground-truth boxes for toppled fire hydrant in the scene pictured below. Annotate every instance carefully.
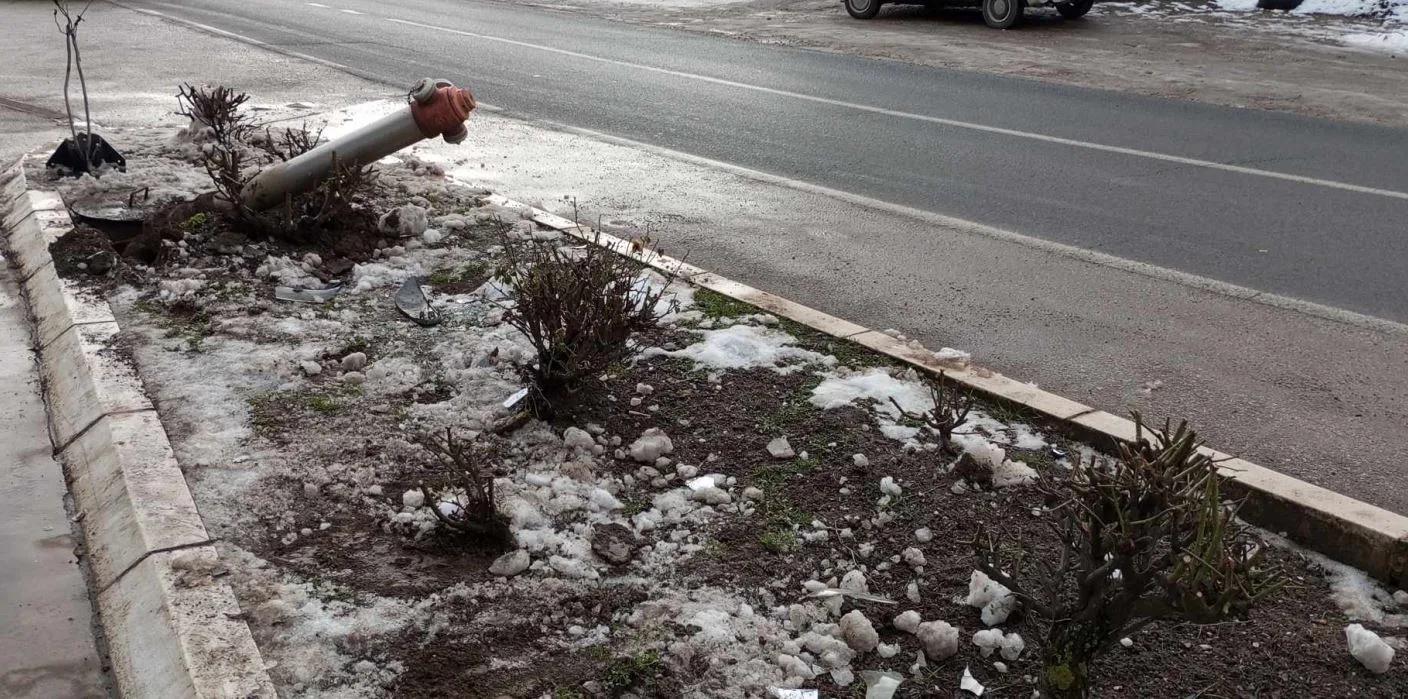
[241,78,475,211]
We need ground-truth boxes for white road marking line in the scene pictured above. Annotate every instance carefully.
[306,2,329,7]
[341,8,365,14]
[118,5,350,71]
[495,108,1408,336]
[384,15,1408,202]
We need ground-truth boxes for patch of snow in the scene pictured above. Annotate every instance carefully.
[893,610,922,634]
[629,428,675,463]
[915,620,960,660]
[645,324,833,374]
[966,570,1018,626]
[839,610,880,653]
[1345,623,1395,673]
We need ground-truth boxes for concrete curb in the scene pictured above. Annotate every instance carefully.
[491,194,1408,588]
[0,159,277,698]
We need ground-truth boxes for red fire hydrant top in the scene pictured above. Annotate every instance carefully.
[409,84,476,142]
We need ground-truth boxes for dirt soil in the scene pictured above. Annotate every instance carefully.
[49,130,1408,698]
[490,0,1408,128]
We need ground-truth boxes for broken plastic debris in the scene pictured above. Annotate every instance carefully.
[502,387,530,409]
[770,690,818,699]
[959,666,985,696]
[274,281,344,303]
[686,475,716,491]
[395,276,442,326]
[805,588,897,605]
[860,670,903,699]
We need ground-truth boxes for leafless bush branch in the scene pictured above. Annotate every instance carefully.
[975,413,1284,698]
[176,84,254,146]
[415,429,510,549]
[255,123,324,163]
[496,226,675,418]
[887,371,973,450]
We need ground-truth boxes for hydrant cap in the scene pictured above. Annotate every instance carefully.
[408,83,477,140]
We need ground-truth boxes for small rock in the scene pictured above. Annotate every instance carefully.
[1120,637,1134,648]
[692,487,732,505]
[303,482,320,499]
[629,428,674,463]
[915,527,934,543]
[994,661,1009,674]
[893,610,922,634]
[1395,590,1408,606]
[563,427,596,452]
[1346,624,1395,674]
[916,621,960,660]
[853,453,869,468]
[877,642,900,659]
[907,581,921,603]
[300,360,322,376]
[365,485,383,496]
[341,352,368,372]
[676,463,699,479]
[902,547,927,568]
[839,610,879,653]
[767,437,795,459]
[489,549,531,577]
[591,523,638,565]
[319,522,331,531]
[378,204,429,237]
[636,382,654,395]
[742,487,765,501]
[402,489,425,509]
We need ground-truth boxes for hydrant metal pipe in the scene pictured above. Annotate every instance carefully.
[241,78,475,211]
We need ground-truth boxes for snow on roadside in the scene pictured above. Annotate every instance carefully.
[1097,0,1408,56]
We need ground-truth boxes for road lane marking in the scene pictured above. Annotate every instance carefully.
[120,5,351,71]
[385,15,1408,202]
[104,1,1408,334]
[341,8,365,14]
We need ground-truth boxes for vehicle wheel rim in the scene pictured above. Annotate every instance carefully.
[992,0,1010,18]
[852,0,872,11]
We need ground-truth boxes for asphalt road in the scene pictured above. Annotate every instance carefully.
[122,0,1408,323]
[26,0,1408,515]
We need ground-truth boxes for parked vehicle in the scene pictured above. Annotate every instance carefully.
[844,0,1094,29]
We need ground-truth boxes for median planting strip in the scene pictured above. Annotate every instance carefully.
[5,100,1406,697]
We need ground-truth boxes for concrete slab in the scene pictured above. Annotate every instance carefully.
[96,546,275,699]
[40,321,153,447]
[63,410,210,591]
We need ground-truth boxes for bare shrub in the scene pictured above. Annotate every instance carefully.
[270,153,378,235]
[255,123,324,163]
[197,142,258,222]
[975,414,1284,699]
[415,429,510,550]
[887,371,973,451]
[176,84,253,146]
[496,230,674,418]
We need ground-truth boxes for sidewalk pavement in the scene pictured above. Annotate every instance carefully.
[0,258,108,699]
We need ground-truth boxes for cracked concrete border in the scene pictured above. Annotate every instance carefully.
[0,157,275,698]
[498,195,1408,589]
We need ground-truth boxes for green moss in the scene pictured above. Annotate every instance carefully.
[307,395,339,412]
[692,288,753,319]
[759,528,797,553]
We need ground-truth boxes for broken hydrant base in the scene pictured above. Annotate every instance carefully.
[46,133,127,177]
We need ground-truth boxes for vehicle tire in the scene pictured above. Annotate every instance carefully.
[982,0,1024,28]
[846,0,883,18]
[1057,0,1094,18]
